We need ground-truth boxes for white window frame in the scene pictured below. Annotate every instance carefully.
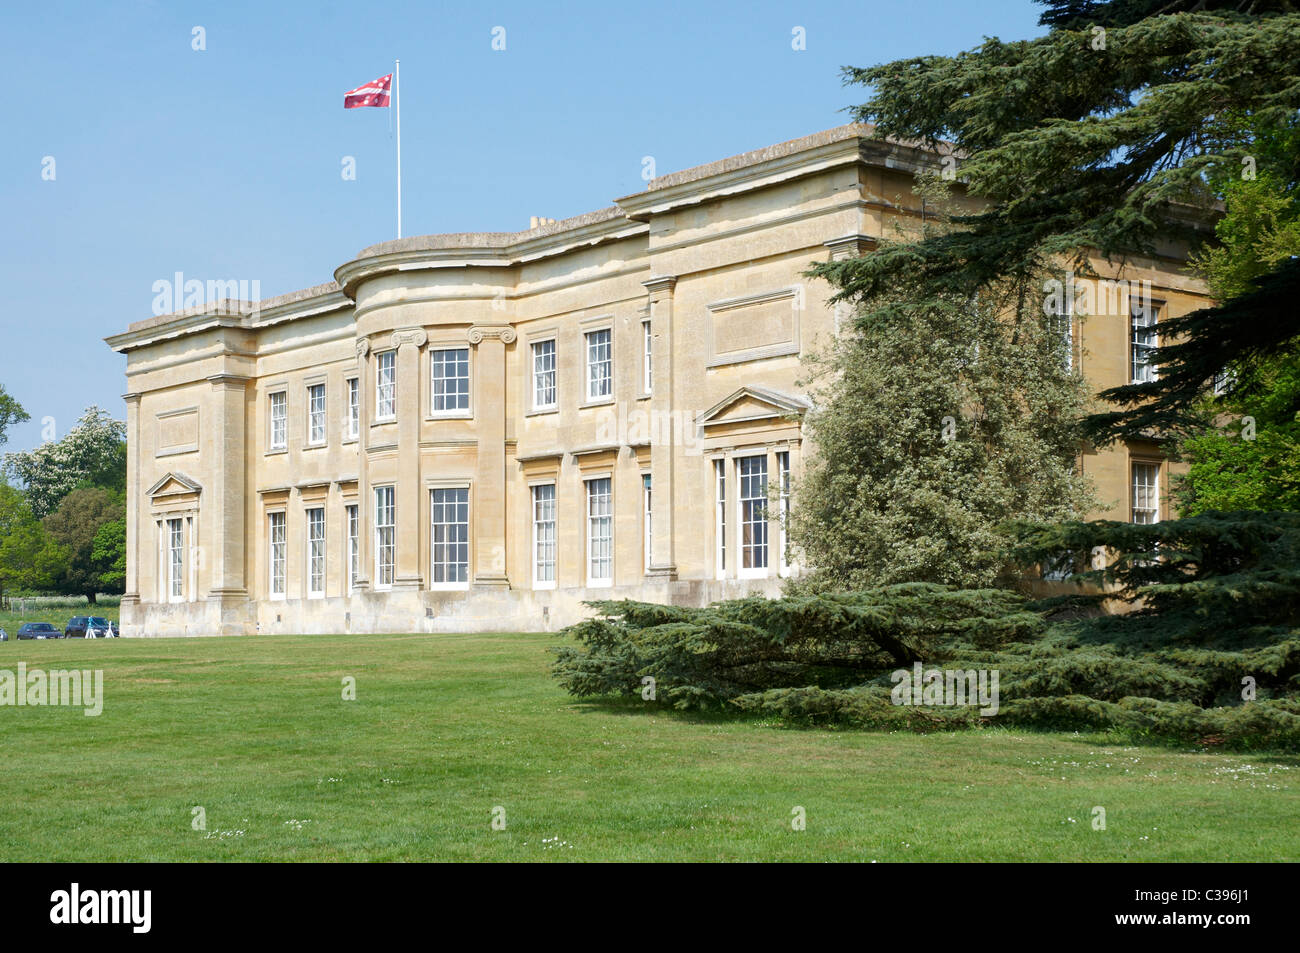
[585,477,613,587]
[1131,461,1160,525]
[306,506,326,598]
[777,451,792,576]
[430,347,471,416]
[346,503,359,594]
[531,338,557,411]
[642,472,652,572]
[268,511,286,600]
[531,483,556,590]
[346,377,360,440]
[375,351,397,421]
[714,458,727,580]
[167,517,184,603]
[1049,295,1073,371]
[641,318,653,394]
[585,328,612,402]
[429,486,471,589]
[269,391,287,451]
[1130,301,1159,385]
[373,485,395,590]
[737,454,769,579]
[307,383,327,446]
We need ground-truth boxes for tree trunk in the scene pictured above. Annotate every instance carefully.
[86,591,97,605]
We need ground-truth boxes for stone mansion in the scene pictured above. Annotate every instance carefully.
[106,125,1209,636]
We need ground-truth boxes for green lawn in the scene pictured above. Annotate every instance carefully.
[0,631,1295,861]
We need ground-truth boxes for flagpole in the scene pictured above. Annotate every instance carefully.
[395,59,402,239]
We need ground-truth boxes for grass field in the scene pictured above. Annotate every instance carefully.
[0,631,1295,861]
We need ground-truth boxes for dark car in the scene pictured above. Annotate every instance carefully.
[65,616,119,638]
[17,623,61,640]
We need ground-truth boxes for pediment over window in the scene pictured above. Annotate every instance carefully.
[147,472,202,499]
[698,386,811,427]
[697,386,809,453]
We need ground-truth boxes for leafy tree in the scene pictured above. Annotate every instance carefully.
[791,180,1094,591]
[806,4,1300,444]
[41,488,125,603]
[0,485,58,603]
[2,406,127,518]
[1170,163,1300,512]
[0,384,29,448]
[91,517,127,591]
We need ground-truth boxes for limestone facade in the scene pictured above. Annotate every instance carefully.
[106,125,1209,636]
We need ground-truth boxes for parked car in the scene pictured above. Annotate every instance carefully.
[0,627,7,641]
[65,616,120,638]
[17,622,61,640]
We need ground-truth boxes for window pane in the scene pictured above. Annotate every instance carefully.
[347,378,359,438]
[532,340,556,408]
[586,329,611,400]
[270,392,287,449]
[169,518,184,598]
[376,352,396,419]
[375,486,395,587]
[307,507,325,594]
[308,384,326,444]
[1132,463,1159,524]
[431,487,470,584]
[432,348,471,412]
[346,504,359,591]
[532,484,556,584]
[586,477,612,582]
[269,512,285,595]
[739,456,768,570]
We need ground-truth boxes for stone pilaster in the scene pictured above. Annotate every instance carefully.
[391,328,427,590]
[205,374,250,600]
[643,276,678,580]
[468,324,515,588]
[121,393,142,607]
[353,337,372,591]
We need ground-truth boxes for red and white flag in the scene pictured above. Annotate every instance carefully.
[344,73,392,109]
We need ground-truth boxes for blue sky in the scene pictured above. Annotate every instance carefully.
[0,0,1044,456]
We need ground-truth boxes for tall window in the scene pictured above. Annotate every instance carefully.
[739,455,769,575]
[431,348,470,414]
[269,391,287,450]
[777,451,791,575]
[374,486,395,589]
[430,487,470,586]
[1130,301,1159,384]
[586,329,612,401]
[642,318,653,393]
[167,518,184,600]
[642,473,653,571]
[1132,462,1159,524]
[346,378,359,439]
[532,484,556,588]
[307,383,326,446]
[307,507,325,597]
[269,512,286,598]
[586,477,613,586]
[532,339,556,409]
[714,459,727,579]
[376,351,396,420]
[346,504,359,593]
[1049,297,1073,371]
